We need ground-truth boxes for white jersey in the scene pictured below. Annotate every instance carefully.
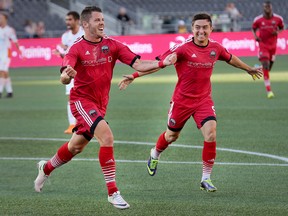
[61,27,84,95]
[0,25,17,55]
[0,25,18,71]
[61,27,84,48]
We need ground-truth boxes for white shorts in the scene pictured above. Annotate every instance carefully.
[65,79,74,95]
[0,52,11,72]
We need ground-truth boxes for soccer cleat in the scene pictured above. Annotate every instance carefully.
[6,92,13,98]
[200,179,217,192]
[108,191,130,209]
[147,148,159,176]
[34,160,49,192]
[267,91,275,99]
[64,124,75,134]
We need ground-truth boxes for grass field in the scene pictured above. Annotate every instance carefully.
[0,56,288,216]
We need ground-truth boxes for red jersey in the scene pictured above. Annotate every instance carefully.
[252,14,284,49]
[158,37,232,107]
[62,36,139,115]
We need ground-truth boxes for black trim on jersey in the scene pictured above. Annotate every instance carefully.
[130,55,141,67]
[167,125,183,132]
[72,127,93,141]
[90,116,104,135]
[82,35,103,44]
[227,54,233,63]
[201,116,217,127]
[192,37,209,48]
[60,66,67,73]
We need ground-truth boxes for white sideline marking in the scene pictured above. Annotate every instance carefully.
[0,136,288,164]
[0,156,287,166]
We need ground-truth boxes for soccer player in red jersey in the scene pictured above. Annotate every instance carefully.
[34,6,176,209]
[53,11,84,134]
[119,13,262,192]
[252,1,284,99]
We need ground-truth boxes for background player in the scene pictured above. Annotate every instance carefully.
[54,11,84,133]
[34,6,176,210]
[252,1,284,99]
[0,12,21,98]
[119,13,262,192]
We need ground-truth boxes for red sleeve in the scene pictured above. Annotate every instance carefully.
[156,49,172,61]
[252,19,259,30]
[279,18,284,30]
[60,45,78,73]
[218,46,232,62]
[115,41,140,67]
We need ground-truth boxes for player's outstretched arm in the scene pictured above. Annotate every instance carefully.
[132,53,177,72]
[228,55,263,80]
[119,53,177,90]
[118,69,159,90]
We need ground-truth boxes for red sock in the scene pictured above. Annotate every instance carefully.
[202,141,216,180]
[155,132,171,152]
[263,68,271,92]
[44,142,74,175]
[99,146,118,196]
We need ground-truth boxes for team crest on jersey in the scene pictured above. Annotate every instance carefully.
[169,118,176,126]
[210,50,216,59]
[89,109,97,117]
[101,45,109,54]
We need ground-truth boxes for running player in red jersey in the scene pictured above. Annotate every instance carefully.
[34,6,176,210]
[119,13,262,192]
[252,1,284,99]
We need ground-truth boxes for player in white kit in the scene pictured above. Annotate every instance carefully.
[54,11,84,133]
[0,12,21,98]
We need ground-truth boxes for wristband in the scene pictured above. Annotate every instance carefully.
[158,61,166,68]
[132,72,139,79]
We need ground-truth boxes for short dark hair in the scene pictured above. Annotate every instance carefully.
[192,13,212,26]
[81,6,102,23]
[0,10,9,19]
[67,11,80,20]
[264,1,271,5]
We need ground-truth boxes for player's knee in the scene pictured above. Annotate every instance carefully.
[98,134,114,147]
[166,134,179,143]
[205,131,216,142]
[262,61,270,70]
[69,146,84,155]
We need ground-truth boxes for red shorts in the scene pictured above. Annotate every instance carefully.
[258,45,276,62]
[70,99,104,140]
[167,96,216,131]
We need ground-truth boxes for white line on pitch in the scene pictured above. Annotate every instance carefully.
[1,136,288,163]
[0,157,287,167]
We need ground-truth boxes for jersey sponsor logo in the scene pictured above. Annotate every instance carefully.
[187,61,214,68]
[81,58,107,66]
